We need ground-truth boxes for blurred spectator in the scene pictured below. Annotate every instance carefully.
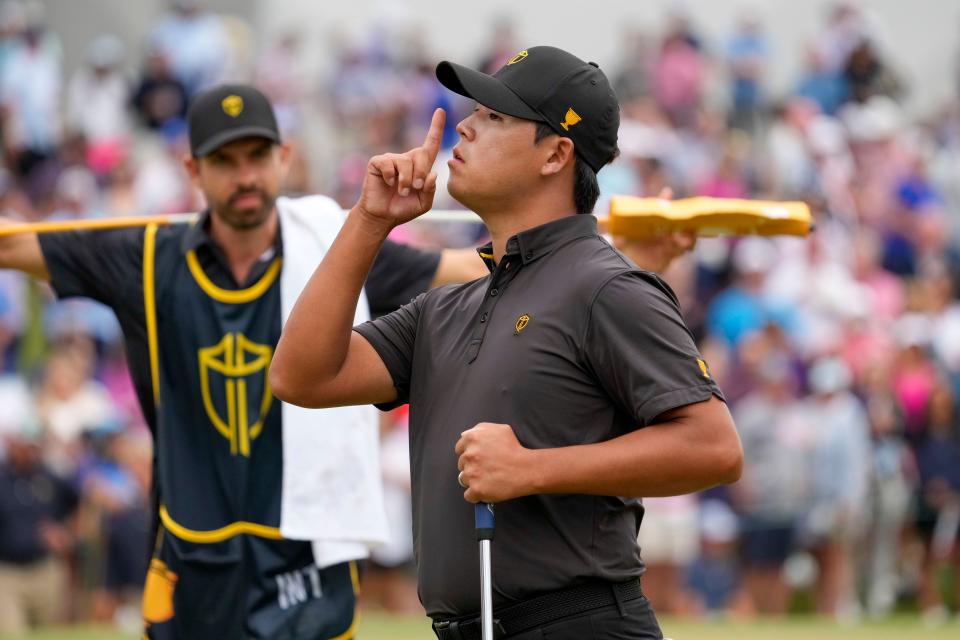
[0,425,78,635]
[797,357,870,620]
[725,13,770,132]
[475,16,519,74]
[0,0,61,179]
[695,139,748,199]
[732,356,809,614]
[814,2,868,76]
[843,39,902,105]
[129,120,194,215]
[147,0,228,95]
[851,231,904,323]
[131,46,189,131]
[861,387,914,618]
[913,383,960,624]
[890,315,939,447]
[706,238,795,348]
[101,157,139,217]
[637,495,701,615]
[0,335,35,455]
[764,98,818,197]
[36,340,117,475]
[80,427,150,628]
[687,499,748,616]
[66,34,131,177]
[795,46,849,116]
[928,270,960,396]
[255,32,308,138]
[612,29,654,105]
[652,16,706,127]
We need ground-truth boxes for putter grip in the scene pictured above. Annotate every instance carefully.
[475,503,495,541]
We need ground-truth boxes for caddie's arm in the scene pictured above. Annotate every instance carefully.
[610,188,697,274]
[433,247,488,286]
[613,230,697,273]
[270,108,446,408]
[0,220,49,280]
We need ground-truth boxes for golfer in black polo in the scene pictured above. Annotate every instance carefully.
[273,46,743,639]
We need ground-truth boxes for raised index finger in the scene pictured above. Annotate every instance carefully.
[422,108,446,164]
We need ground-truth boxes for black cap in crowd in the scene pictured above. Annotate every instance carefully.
[187,84,281,157]
[436,46,620,172]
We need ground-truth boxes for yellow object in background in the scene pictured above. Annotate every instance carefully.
[142,558,178,624]
[607,196,813,238]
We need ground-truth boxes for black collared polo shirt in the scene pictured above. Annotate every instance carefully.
[355,214,724,618]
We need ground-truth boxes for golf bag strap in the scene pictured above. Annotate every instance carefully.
[432,579,643,640]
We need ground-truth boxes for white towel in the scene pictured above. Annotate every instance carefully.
[276,195,390,568]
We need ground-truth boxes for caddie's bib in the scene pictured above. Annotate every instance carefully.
[144,222,285,543]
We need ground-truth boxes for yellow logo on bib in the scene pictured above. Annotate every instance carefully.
[199,333,273,457]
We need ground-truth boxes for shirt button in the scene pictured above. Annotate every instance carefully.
[525,251,533,260]
[480,313,488,323]
[490,288,498,297]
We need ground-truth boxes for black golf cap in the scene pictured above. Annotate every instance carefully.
[436,46,619,172]
[187,84,281,157]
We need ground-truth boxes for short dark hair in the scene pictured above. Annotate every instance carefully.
[534,122,614,214]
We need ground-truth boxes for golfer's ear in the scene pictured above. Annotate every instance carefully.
[540,137,574,177]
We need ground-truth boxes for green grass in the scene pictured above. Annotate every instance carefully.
[7,612,959,640]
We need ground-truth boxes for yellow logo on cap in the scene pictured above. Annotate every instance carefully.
[697,358,711,379]
[222,95,244,117]
[507,50,528,65]
[560,107,582,131]
[515,314,530,334]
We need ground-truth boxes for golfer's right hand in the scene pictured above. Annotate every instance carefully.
[355,108,445,229]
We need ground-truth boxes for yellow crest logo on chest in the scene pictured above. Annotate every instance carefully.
[222,95,244,117]
[560,107,582,131]
[507,50,528,65]
[515,314,531,334]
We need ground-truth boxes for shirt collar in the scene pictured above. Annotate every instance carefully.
[475,214,598,272]
[180,209,283,260]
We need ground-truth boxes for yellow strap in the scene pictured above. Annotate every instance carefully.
[143,224,160,407]
[186,250,282,304]
[0,214,195,237]
[159,505,282,543]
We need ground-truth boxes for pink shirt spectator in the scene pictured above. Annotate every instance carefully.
[892,354,938,440]
[653,37,704,119]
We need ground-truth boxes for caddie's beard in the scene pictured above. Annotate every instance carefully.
[211,188,277,230]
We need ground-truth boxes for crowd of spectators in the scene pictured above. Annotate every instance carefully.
[1,0,960,633]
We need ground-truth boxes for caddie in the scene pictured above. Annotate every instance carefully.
[0,83,485,639]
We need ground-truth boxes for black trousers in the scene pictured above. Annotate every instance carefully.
[504,595,663,640]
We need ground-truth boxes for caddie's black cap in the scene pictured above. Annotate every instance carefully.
[187,84,281,157]
[436,46,619,172]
